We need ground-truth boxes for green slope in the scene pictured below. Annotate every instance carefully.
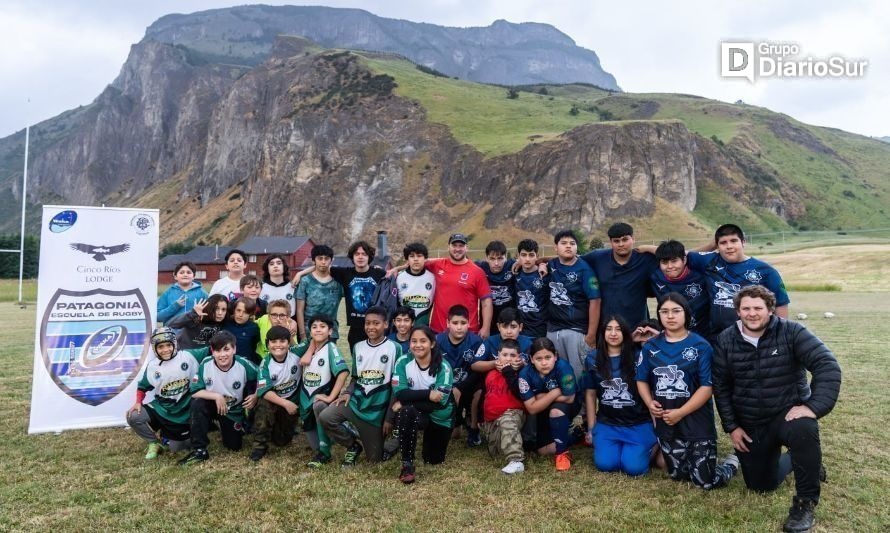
[363,53,890,232]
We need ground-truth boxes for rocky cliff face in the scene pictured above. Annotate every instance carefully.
[144,5,620,90]
[0,35,808,247]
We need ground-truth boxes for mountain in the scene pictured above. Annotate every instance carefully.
[144,5,619,90]
[1,9,889,251]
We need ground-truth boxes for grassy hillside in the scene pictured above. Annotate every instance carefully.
[363,53,890,234]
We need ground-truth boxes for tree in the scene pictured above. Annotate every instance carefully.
[569,104,580,116]
[0,234,39,278]
[506,88,519,99]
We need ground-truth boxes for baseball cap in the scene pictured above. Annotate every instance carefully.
[448,233,468,244]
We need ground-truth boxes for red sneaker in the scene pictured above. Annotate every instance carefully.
[555,451,572,472]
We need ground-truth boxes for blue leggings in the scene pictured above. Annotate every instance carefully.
[593,421,657,476]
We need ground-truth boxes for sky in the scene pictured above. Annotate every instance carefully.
[1,0,887,138]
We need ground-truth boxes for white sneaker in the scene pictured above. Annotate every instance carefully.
[723,453,740,473]
[501,461,525,475]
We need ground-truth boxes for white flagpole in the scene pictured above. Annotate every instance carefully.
[18,123,29,304]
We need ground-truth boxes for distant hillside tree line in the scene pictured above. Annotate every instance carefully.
[0,235,39,278]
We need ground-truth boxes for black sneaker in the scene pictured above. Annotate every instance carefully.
[177,448,209,466]
[341,442,363,468]
[307,451,331,468]
[249,448,266,462]
[782,497,816,533]
[466,428,482,447]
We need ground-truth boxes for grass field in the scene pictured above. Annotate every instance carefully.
[1,279,888,530]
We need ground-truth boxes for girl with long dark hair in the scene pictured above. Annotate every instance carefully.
[392,325,454,483]
[584,315,657,475]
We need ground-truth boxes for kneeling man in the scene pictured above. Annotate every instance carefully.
[713,285,841,533]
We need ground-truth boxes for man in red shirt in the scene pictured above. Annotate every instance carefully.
[427,234,493,338]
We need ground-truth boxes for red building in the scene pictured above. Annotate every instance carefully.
[157,237,314,286]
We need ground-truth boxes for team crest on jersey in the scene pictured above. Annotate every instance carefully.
[532,278,543,289]
[460,273,469,282]
[380,354,389,364]
[39,288,151,406]
[684,283,702,299]
[713,281,742,309]
[233,381,241,390]
[636,352,643,367]
[682,347,699,361]
[318,358,325,367]
[425,282,433,290]
[181,362,189,371]
[546,378,559,390]
[600,378,635,407]
[653,365,690,399]
[517,290,539,312]
[566,272,579,284]
[154,371,162,380]
[205,377,213,386]
[549,282,571,306]
[518,378,530,394]
[407,377,415,387]
[271,374,279,381]
[356,355,363,363]
[399,282,408,290]
[290,365,298,374]
[462,349,475,362]
[744,270,763,283]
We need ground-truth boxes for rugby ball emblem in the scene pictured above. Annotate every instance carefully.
[80,325,128,368]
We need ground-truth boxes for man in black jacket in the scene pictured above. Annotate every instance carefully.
[713,285,841,533]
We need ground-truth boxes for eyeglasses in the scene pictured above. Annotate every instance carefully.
[269,313,288,319]
[658,307,684,316]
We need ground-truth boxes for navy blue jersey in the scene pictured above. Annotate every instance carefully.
[476,259,517,312]
[473,333,534,364]
[650,268,712,337]
[514,270,550,337]
[436,331,483,386]
[387,332,411,356]
[582,249,657,328]
[686,252,790,334]
[518,358,577,402]
[583,350,650,427]
[635,333,716,440]
[546,258,601,333]
[223,320,260,364]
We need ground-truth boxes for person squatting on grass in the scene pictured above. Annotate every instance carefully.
[712,285,841,533]
[436,304,483,447]
[178,330,258,465]
[479,338,527,474]
[294,314,350,468]
[635,293,739,490]
[249,326,302,461]
[518,337,580,472]
[583,316,657,476]
[318,306,403,466]
[391,325,455,484]
[127,327,206,459]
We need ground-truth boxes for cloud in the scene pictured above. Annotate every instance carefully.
[0,1,886,137]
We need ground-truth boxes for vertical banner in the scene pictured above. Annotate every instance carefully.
[28,206,159,434]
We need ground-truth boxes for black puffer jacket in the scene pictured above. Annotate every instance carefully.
[713,316,841,432]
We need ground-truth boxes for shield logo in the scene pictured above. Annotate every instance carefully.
[40,288,151,406]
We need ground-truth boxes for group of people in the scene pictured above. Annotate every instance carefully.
[140,223,841,533]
